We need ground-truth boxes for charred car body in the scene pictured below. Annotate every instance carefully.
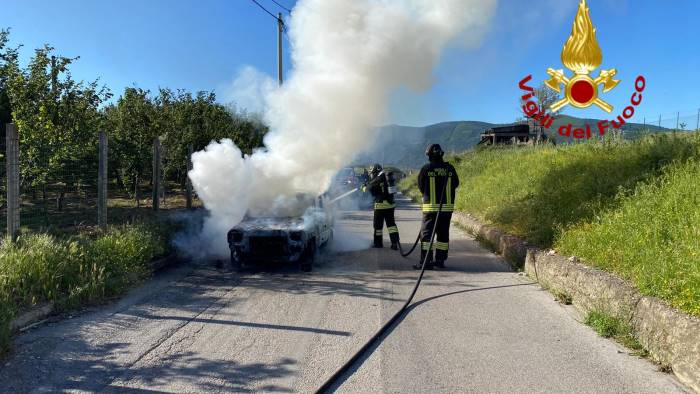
[227,194,333,272]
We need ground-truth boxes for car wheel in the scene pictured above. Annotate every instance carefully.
[230,249,242,272]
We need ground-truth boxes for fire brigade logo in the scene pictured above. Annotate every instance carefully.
[517,0,646,139]
[544,0,619,113]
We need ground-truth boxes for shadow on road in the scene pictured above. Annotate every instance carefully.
[103,352,297,393]
[326,282,536,391]
[116,311,352,336]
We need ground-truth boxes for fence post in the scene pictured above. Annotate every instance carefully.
[186,144,193,210]
[152,137,161,211]
[6,124,19,241]
[98,131,108,228]
[160,144,167,209]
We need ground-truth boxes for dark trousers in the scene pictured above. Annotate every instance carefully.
[373,208,399,247]
[420,211,452,263]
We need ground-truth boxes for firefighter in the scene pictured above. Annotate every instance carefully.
[416,144,459,269]
[361,164,400,249]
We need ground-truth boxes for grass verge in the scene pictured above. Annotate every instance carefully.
[0,219,174,354]
[398,173,420,202]
[584,310,648,358]
[556,159,700,317]
[452,134,700,247]
[411,133,700,317]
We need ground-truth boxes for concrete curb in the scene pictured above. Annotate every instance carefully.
[452,212,529,268]
[452,212,700,393]
[8,252,180,334]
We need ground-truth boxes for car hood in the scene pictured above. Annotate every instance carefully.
[233,217,306,232]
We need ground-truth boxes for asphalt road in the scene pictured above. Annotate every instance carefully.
[0,197,691,393]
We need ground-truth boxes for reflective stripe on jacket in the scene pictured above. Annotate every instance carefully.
[417,160,459,213]
[375,201,396,210]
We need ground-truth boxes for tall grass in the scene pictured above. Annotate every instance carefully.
[0,221,171,353]
[452,134,700,246]
[557,160,700,316]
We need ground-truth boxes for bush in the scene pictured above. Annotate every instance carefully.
[0,221,170,353]
[398,172,420,202]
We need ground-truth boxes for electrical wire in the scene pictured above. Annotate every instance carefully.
[249,0,289,41]
[250,0,280,20]
[315,183,448,393]
[269,0,292,13]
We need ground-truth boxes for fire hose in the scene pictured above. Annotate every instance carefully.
[329,186,421,258]
[315,184,446,393]
[328,187,359,205]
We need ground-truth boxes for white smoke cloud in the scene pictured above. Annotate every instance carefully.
[220,66,276,114]
[190,0,497,257]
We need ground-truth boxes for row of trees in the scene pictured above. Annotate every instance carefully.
[0,29,266,203]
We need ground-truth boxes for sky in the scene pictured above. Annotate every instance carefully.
[2,0,699,126]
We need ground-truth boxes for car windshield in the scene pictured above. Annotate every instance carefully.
[336,168,355,179]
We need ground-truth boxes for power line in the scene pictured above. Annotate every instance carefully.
[250,0,279,21]
[269,0,292,13]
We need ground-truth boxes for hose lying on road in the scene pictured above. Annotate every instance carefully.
[398,231,421,257]
[315,186,446,393]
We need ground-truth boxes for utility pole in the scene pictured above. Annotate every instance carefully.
[696,108,699,131]
[676,112,680,130]
[277,13,283,86]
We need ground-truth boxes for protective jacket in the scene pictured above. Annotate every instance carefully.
[361,171,399,247]
[363,172,395,210]
[417,159,459,212]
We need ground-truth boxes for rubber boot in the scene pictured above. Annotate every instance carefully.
[373,234,383,248]
[389,233,399,250]
[414,250,434,270]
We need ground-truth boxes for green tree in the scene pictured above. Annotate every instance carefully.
[5,42,110,213]
[104,87,159,204]
[0,29,18,126]
[156,89,267,186]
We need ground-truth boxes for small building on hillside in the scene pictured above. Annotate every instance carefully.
[478,123,549,146]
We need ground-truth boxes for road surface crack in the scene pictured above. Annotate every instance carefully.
[98,273,244,390]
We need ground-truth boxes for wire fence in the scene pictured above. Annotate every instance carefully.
[3,107,698,237]
[639,109,700,132]
[2,124,201,238]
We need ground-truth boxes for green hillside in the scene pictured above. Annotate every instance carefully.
[361,115,672,169]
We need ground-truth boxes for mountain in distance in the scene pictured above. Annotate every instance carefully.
[354,115,671,169]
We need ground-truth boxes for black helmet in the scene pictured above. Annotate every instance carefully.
[370,163,382,175]
[425,144,444,158]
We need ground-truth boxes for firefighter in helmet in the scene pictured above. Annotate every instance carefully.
[416,144,459,269]
[361,163,400,249]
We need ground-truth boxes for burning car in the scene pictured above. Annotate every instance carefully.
[227,194,333,272]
